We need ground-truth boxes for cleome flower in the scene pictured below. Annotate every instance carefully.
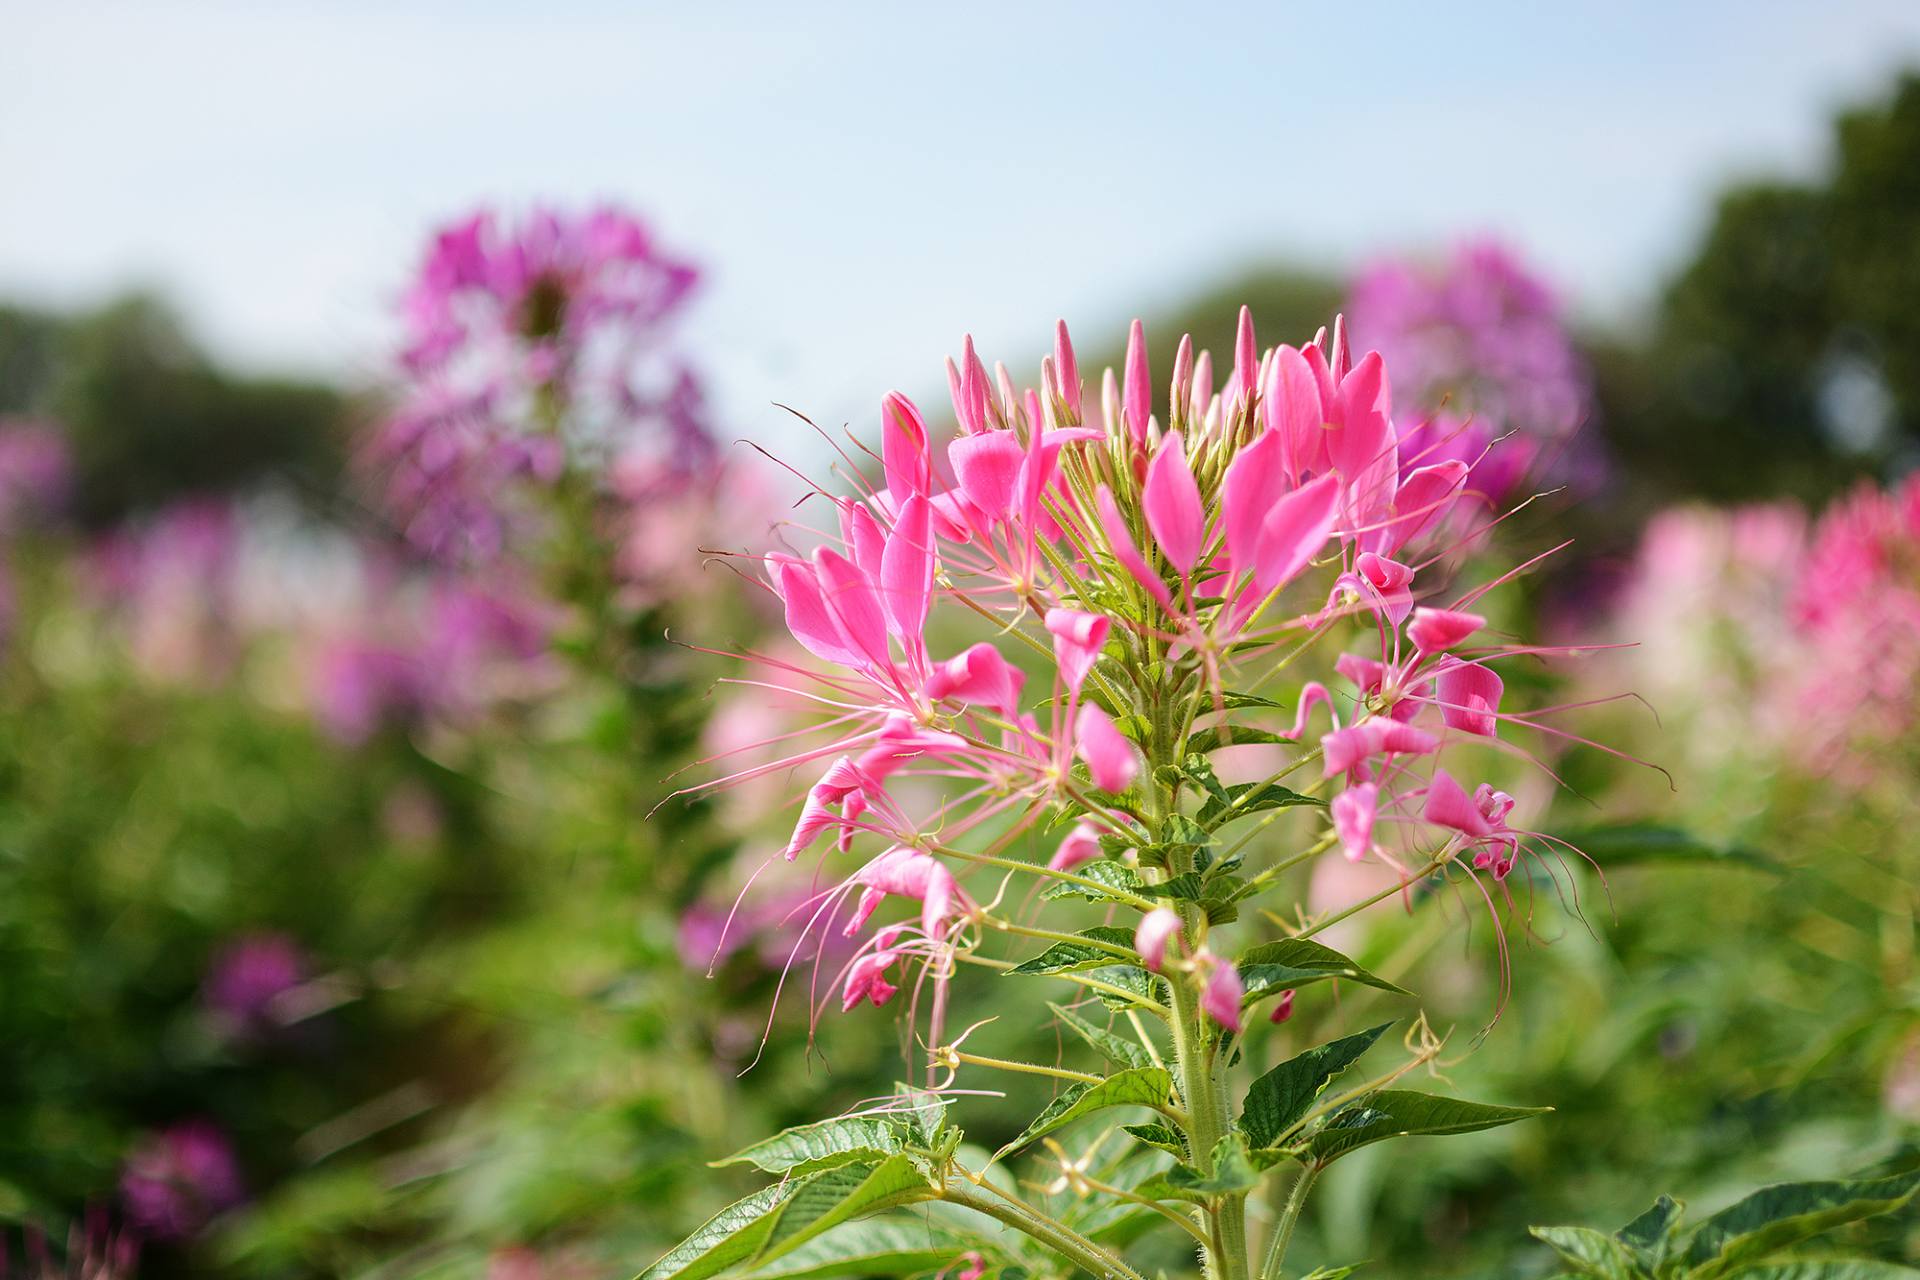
[680,304,1612,1073]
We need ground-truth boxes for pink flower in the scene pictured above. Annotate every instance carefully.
[1050,823,1104,873]
[1331,783,1379,860]
[1075,702,1139,793]
[1135,908,1182,973]
[1268,988,1297,1024]
[119,1120,243,1241]
[1046,608,1109,695]
[1201,958,1245,1032]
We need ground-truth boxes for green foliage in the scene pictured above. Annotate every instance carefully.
[1532,1172,1920,1280]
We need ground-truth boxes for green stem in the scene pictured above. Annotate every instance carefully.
[942,1177,1147,1280]
[1259,1165,1319,1280]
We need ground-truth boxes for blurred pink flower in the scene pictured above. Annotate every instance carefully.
[119,1120,242,1241]
[1348,239,1604,504]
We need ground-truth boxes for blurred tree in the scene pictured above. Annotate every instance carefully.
[1096,265,1345,392]
[0,294,347,526]
[1602,72,1920,502]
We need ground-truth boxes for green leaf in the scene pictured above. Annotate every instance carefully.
[1240,1022,1395,1149]
[1122,1123,1187,1157]
[889,1084,951,1145]
[1557,823,1780,873]
[1186,727,1293,755]
[1615,1195,1684,1253]
[1237,938,1412,1003]
[1526,1226,1647,1280]
[1679,1171,1920,1277]
[1005,927,1138,977]
[1082,964,1163,1011]
[714,1115,910,1176]
[1298,1267,1364,1280]
[752,1156,942,1269]
[1301,1091,1550,1165]
[1040,861,1147,903]
[1139,1134,1262,1203]
[634,1180,805,1280]
[1049,1002,1153,1070]
[1735,1265,1920,1279]
[1198,781,1326,829]
[748,1219,987,1280]
[993,1068,1175,1159]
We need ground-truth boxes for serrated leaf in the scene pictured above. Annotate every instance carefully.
[635,1180,804,1280]
[1122,1123,1187,1157]
[1557,823,1780,873]
[1526,1226,1646,1280]
[1156,872,1207,900]
[1302,1091,1550,1165]
[1005,927,1138,977]
[1163,814,1214,847]
[1240,1022,1395,1149]
[1049,1002,1153,1070]
[1680,1171,1920,1278]
[993,1068,1174,1159]
[1237,939,1411,1003]
[1198,781,1326,828]
[1082,964,1163,1011]
[752,1156,942,1269]
[1041,861,1147,903]
[748,1219,987,1280]
[889,1084,951,1145]
[715,1116,910,1176]
[1181,754,1232,808]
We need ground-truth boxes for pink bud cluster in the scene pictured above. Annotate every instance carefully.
[699,306,1582,1051]
[369,206,718,567]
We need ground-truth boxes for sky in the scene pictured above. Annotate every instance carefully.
[5,1,1920,451]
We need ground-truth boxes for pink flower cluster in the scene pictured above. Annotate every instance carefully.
[77,498,552,742]
[1610,473,1920,781]
[698,307,1583,1052]
[370,206,717,566]
[0,417,72,534]
[1347,239,1604,503]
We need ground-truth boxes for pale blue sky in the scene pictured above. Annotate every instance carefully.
[4,1,1919,450]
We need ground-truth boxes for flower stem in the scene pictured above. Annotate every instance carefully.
[1258,1164,1319,1280]
[942,1177,1147,1280]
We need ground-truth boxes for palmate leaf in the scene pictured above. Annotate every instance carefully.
[714,1115,909,1176]
[1679,1171,1920,1278]
[1300,1090,1550,1165]
[1005,927,1138,977]
[748,1219,987,1280]
[1236,938,1411,1004]
[1049,1001,1154,1070]
[1239,1022,1394,1149]
[992,1067,1174,1160]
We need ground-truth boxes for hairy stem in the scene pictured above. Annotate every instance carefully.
[1258,1164,1319,1280]
[942,1177,1147,1280]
